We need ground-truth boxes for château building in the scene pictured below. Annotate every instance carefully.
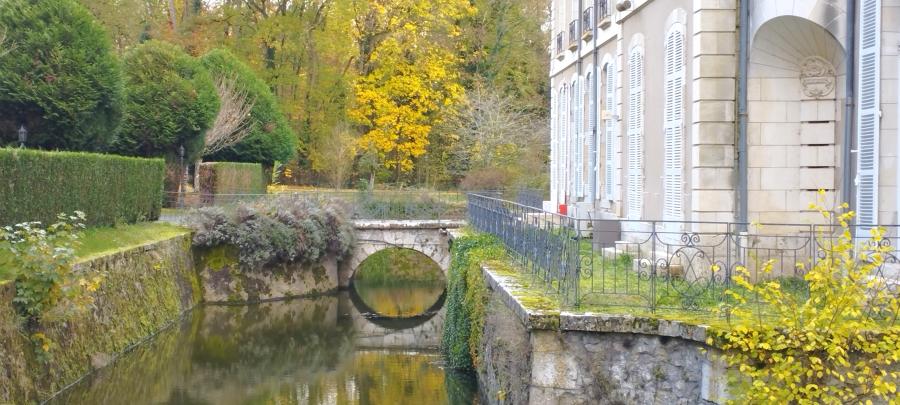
[547,0,898,231]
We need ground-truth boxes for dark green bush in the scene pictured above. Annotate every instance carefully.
[200,49,297,165]
[0,0,123,151]
[114,40,218,162]
[0,148,165,227]
[198,162,266,195]
[441,231,505,370]
[188,195,355,270]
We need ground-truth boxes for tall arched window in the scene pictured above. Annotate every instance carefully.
[603,61,617,200]
[627,46,644,220]
[663,24,685,223]
[572,77,583,198]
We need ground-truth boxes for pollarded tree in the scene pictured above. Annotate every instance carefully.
[0,0,123,151]
[114,40,219,162]
[200,49,297,165]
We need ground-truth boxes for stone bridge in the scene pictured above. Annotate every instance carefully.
[339,219,466,287]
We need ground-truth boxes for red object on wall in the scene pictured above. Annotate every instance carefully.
[558,204,567,215]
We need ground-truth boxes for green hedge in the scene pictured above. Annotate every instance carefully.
[198,162,266,195]
[0,148,164,227]
[441,231,505,370]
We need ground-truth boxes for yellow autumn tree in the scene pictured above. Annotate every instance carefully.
[348,0,472,178]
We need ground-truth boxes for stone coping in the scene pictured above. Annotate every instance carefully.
[481,264,711,344]
[352,219,466,229]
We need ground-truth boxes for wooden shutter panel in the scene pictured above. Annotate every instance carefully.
[663,26,685,223]
[604,62,617,200]
[586,73,596,200]
[561,86,568,202]
[575,78,584,198]
[856,0,881,228]
[627,47,644,220]
[551,88,558,202]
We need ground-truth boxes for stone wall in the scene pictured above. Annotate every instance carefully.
[0,233,200,404]
[477,265,727,405]
[195,245,339,303]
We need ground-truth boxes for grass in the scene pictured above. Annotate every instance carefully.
[0,222,190,281]
[490,240,811,329]
[75,222,190,261]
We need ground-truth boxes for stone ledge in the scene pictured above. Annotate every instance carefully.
[481,265,711,343]
[352,219,466,230]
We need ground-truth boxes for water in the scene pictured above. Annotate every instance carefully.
[48,286,479,405]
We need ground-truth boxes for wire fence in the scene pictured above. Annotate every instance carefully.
[467,192,900,313]
[162,189,468,222]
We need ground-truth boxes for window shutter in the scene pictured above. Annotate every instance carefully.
[587,73,597,200]
[627,48,644,220]
[604,62,617,200]
[575,78,584,198]
[560,86,568,202]
[856,0,881,229]
[663,26,685,224]
[551,89,558,202]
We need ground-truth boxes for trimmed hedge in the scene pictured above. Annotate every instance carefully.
[0,148,164,227]
[198,162,266,196]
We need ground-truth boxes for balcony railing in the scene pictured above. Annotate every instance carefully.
[598,0,611,29]
[555,32,564,59]
[567,20,578,50]
[582,7,593,40]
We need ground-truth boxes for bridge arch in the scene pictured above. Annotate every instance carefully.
[339,220,464,288]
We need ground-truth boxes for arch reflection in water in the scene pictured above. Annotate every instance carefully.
[48,293,478,405]
[350,247,447,319]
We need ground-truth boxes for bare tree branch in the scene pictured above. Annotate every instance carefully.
[203,75,256,155]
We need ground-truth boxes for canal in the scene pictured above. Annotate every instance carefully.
[49,251,479,404]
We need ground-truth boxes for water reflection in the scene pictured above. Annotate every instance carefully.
[351,281,445,318]
[48,292,478,405]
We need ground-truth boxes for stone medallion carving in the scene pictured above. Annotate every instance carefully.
[800,56,836,98]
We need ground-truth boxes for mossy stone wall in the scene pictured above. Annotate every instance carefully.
[194,245,339,303]
[0,233,200,403]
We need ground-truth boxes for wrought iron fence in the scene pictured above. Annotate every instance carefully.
[598,0,610,22]
[555,32,564,55]
[467,192,900,313]
[162,189,467,222]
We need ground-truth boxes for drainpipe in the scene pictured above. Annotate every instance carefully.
[841,0,856,208]
[736,0,749,229]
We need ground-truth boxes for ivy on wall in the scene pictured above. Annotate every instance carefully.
[441,231,505,370]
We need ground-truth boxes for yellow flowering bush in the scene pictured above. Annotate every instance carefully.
[714,196,900,404]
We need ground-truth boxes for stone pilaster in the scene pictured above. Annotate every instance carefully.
[690,0,738,227]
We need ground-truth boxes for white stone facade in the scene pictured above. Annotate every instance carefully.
[548,0,900,230]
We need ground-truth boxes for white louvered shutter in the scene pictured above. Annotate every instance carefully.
[604,62,617,200]
[856,0,881,229]
[587,73,597,201]
[627,48,644,220]
[557,86,569,204]
[550,88,558,202]
[575,78,584,198]
[663,26,685,224]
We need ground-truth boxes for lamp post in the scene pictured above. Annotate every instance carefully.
[178,145,185,208]
[17,124,27,148]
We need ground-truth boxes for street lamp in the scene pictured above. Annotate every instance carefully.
[178,145,185,208]
[17,124,27,148]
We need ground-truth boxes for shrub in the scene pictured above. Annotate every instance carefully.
[114,40,219,162]
[442,231,505,370]
[0,212,98,320]
[0,0,123,151]
[713,197,900,403]
[200,49,297,165]
[188,196,354,270]
[0,148,165,227]
[198,162,266,196]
